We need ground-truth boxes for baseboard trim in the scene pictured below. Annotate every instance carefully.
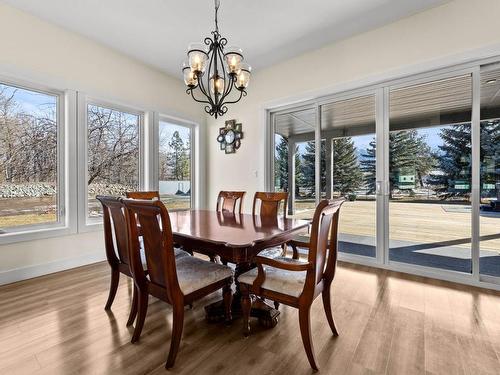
[0,252,106,286]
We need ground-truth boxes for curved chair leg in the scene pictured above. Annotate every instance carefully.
[165,303,185,369]
[298,305,319,371]
[322,285,339,336]
[105,269,120,310]
[131,292,148,343]
[126,284,138,326]
[291,243,300,260]
[241,285,251,337]
[223,280,233,324]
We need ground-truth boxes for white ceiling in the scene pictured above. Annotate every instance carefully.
[2,0,449,79]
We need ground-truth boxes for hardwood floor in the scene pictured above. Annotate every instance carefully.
[1,261,500,374]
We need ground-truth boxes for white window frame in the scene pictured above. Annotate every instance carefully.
[77,94,147,232]
[152,114,198,210]
[0,75,77,245]
[265,54,500,291]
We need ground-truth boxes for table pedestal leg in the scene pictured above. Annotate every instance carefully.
[204,262,280,327]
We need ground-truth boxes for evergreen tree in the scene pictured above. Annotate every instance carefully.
[430,124,471,197]
[481,120,500,199]
[274,135,289,191]
[274,135,303,196]
[167,131,190,181]
[361,130,435,195]
[301,140,326,197]
[332,137,363,195]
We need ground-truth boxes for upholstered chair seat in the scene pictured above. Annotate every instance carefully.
[238,257,308,298]
[175,256,233,295]
[257,246,285,259]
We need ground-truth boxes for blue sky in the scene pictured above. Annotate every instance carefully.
[281,124,448,160]
[159,121,191,152]
[0,83,57,118]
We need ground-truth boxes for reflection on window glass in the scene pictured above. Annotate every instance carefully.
[159,121,191,210]
[87,104,140,219]
[0,83,59,230]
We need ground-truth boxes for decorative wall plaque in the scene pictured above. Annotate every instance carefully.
[216,119,243,154]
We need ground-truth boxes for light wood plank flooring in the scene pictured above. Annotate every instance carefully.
[1,261,500,375]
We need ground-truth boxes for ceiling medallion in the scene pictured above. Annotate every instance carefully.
[182,0,251,118]
[217,119,243,154]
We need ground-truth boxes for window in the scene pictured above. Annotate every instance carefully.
[158,120,192,210]
[86,102,141,221]
[0,82,62,233]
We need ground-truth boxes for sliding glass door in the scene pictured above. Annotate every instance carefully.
[388,74,473,273]
[269,62,500,286]
[320,94,377,258]
[480,65,500,278]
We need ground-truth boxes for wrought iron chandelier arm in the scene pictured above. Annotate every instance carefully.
[219,72,235,105]
[196,72,214,107]
[187,88,212,105]
[221,88,246,106]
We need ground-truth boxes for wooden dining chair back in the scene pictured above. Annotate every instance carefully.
[216,191,246,214]
[126,191,160,200]
[123,198,178,297]
[96,195,138,326]
[239,198,345,371]
[122,198,233,369]
[252,192,288,219]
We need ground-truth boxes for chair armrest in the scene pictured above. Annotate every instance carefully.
[288,239,311,248]
[253,255,312,272]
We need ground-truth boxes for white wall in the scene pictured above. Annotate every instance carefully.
[206,0,500,211]
[0,3,205,284]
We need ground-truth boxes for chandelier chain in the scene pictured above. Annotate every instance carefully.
[214,0,220,34]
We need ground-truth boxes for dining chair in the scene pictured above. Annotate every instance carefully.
[239,198,345,371]
[216,191,246,214]
[216,191,246,264]
[97,196,190,326]
[126,191,160,200]
[122,198,234,369]
[252,192,289,259]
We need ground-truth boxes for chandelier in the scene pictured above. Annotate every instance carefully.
[182,0,251,118]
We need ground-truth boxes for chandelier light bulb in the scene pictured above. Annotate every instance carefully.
[236,63,251,89]
[224,46,243,74]
[188,43,208,74]
[210,75,225,95]
[182,62,198,88]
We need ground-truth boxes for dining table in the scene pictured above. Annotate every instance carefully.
[168,209,309,327]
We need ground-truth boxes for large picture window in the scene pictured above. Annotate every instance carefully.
[86,103,141,220]
[0,82,61,233]
[158,120,192,210]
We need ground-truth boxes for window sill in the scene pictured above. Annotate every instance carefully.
[0,224,77,245]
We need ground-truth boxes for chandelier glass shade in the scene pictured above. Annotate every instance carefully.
[182,0,251,118]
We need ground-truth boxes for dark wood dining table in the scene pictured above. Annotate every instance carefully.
[168,209,309,326]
